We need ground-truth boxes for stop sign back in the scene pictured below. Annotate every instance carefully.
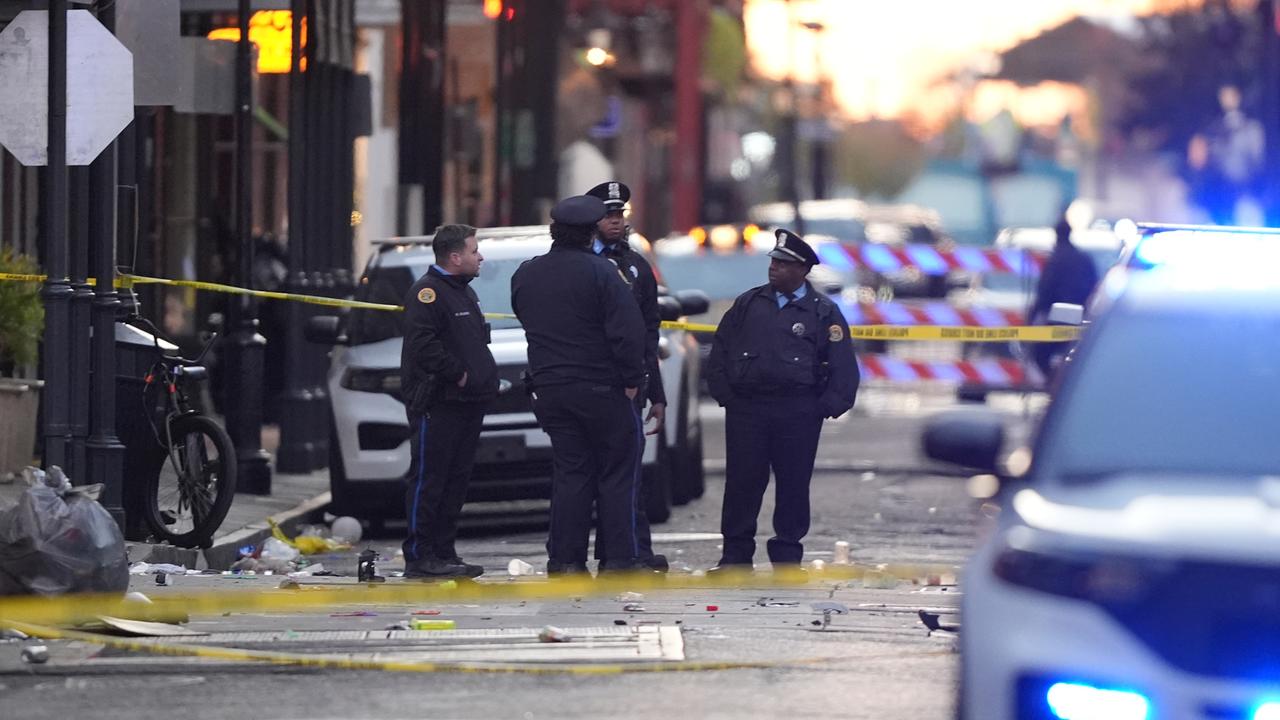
[0,10,134,166]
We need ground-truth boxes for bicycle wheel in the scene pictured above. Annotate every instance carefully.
[143,414,237,548]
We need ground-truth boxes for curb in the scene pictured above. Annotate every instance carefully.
[202,491,334,570]
[702,458,970,477]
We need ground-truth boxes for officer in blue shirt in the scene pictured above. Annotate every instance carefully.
[585,181,669,573]
[706,229,860,571]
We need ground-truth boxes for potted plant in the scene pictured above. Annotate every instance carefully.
[0,249,44,476]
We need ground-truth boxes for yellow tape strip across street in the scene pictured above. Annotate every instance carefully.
[0,566,952,628]
[0,271,1081,341]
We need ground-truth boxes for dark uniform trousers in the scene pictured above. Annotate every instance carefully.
[721,394,824,565]
[595,386,656,567]
[402,402,487,563]
[533,383,643,567]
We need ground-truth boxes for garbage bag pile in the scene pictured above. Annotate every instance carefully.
[0,466,129,596]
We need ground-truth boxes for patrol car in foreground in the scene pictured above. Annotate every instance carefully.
[307,226,709,527]
[924,224,1280,720]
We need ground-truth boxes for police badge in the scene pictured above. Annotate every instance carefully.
[791,322,806,336]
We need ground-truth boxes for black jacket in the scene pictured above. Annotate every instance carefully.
[400,266,499,416]
[707,282,860,419]
[601,240,666,405]
[511,243,646,390]
[1031,242,1099,322]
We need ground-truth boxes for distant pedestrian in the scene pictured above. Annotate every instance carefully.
[400,224,499,579]
[1030,215,1099,380]
[585,180,669,573]
[706,229,859,572]
[511,196,648,575]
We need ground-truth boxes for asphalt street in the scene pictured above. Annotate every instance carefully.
[0,387,1041,720]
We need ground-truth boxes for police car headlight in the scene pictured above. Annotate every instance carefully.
[341,369,401,395]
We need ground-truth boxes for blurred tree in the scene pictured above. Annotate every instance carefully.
[1119,1,1259,155]
[834,120,926,199]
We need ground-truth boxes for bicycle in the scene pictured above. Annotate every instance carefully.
[133,318,237,548]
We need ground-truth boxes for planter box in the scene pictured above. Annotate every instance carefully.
[0,378,41,476]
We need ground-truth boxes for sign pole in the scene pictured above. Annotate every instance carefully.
[41,0,72,472]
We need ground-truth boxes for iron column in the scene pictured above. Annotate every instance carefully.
[225,0,273,494]
[41,0,72,472]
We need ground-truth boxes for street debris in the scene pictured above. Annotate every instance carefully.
[756,598,800,608]
[1,629,28,641]
[507,558,535,576]
[128,562,188,576]
[20,644,48,664]
[615,592,644,602]
[155,573,173,587]
[268,519,351,555]
[613,619,627,626]
[811,601,849,630]
[538,625,571,643]
[622,603,645,612]
[278,579,301,590]
[411,609,442,616]
[331,611,377,617]
[832,540,851,565]
[410,619,456,631]
[287,563,327,578]
[0,466,128,597]
[917,610,959,635]
[329,516,363,544]
[385,621,411,631]
[809,559,827,571]
[705,605,719,612]
[357,549,385,583]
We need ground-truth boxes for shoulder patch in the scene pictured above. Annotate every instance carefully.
[828,324,844,342]
[417,287,436,304]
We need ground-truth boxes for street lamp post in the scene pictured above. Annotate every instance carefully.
[225,0,273,494]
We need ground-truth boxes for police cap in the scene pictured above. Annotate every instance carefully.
[768,228,820,266]
[586,181,631,211]
[550,195,607,226]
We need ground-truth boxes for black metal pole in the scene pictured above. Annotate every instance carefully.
[68,167,91,483]
[227,0,273,494]
[87,0,126,528]
[41,0,72,472]
[276,0,316,474]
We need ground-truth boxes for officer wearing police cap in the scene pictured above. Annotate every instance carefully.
[511,195,648,575]
[706,228,860,572]
[585,181,669,572]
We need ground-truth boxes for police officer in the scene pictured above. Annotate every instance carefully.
[706,229,860,571]
[585,181,669,572]
[400,224,499,579]
[510,196,648,575]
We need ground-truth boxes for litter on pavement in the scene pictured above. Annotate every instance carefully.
[538,625,571,643]
[507,558,535,576]
[0,466,128,597]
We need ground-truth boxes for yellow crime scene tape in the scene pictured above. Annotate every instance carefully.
[0,566,953,627]
[0,271,1081,342]
[0,566,956,675]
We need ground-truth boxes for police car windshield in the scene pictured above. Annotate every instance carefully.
[346,258,524,345]
[1039,310,1280,482]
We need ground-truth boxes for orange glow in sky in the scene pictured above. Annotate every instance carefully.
[743,0,1242,129]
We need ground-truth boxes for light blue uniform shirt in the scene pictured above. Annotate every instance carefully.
[432,264,452,276]
[775,283,807,308]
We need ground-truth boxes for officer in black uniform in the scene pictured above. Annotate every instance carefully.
[585,180,669,572]
[706,229,860,571]
[400,224,500,579]
[510,196,649,575]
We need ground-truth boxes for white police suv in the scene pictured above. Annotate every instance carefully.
[924,225,1280,720]
[307,226,708,527]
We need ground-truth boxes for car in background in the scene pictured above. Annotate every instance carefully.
[924,232,1280,720]
[750,199,954,300]
[307,226,709,529]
